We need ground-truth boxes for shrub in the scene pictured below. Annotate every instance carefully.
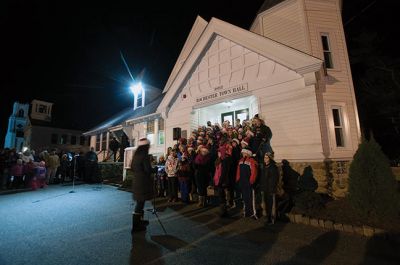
[348,137,399,220]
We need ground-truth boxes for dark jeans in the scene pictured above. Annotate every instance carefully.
[239,175,255,217]
[179,179,190,202]
[134,200,145,214]
[167,177,178,199]
[264,193,276,220]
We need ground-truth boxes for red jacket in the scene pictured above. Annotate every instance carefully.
[11,164,24,177]
[236,157,258,185]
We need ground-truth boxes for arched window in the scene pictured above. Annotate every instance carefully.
[18,109,24,117]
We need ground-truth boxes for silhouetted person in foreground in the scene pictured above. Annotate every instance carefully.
[130,138,154,233]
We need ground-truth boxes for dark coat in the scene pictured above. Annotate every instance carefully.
[260,162,279,195]
[131,152,154,201]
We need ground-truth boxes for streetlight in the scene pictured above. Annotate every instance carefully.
[129,82,143,96]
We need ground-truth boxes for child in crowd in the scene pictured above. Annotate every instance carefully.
[236,148,258,218]
[165,149,179,202]
[177,154,192,204]
[10,159,24,188]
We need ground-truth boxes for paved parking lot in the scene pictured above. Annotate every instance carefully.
[1,184,399,265]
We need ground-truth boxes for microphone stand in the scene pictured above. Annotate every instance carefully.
[147,166,167,235]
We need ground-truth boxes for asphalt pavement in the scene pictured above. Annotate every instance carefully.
[1,184,399,265]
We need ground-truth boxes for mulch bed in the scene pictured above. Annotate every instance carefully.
[293,198,400,233]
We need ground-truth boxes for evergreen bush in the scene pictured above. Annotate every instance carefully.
[348,137,399,220]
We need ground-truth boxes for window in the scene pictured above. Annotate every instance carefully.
[136,89,143,108]
[60,134,68,145]
[146,120,155,144]
[80,136,85,145]
[96,134,101,151]
[71,136,77,145]
[158,118,165,145]
[51,134,58,144]
[18,109,24,117]
[16,130,24,138]
[87,136,91,146]
[158,118,165,131]
[147,120,155,134]
[158,131,165,145]
[321,35,334,69]
[38,104,48,114]
[101,133,107,150]
[332,107,345,147]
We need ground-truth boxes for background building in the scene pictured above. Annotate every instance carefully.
[4,102,30,151]
[24,99,90,153]
[83,84,164,162]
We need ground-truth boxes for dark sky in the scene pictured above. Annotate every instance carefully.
[0,0,396,155]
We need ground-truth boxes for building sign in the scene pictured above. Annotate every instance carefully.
[195,83,248,104]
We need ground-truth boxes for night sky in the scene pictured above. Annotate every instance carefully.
[1,1,398,158]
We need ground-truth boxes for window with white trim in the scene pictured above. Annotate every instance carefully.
[146,120,155,144]
[136,89,143,108]
[321,34,334,69]
[332,107,345,147]
[158,118,165,145]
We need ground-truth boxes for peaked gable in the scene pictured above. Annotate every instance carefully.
[158,17,322,114]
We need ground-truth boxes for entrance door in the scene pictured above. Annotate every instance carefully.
[235,108,249,124]
[221,111,234,126]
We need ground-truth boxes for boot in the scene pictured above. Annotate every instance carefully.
[197,196,204,207]
[139,213,149,226]
[131,214,147,233]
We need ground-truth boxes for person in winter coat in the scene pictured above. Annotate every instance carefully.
[213,150,229,217]
[34,161,47,189]
[187,146,197,201]
[236,148,258,218]
[177,154,192,203]
[59,154,71,184]
[156,156,167,197]
[231,139,241,204]
[130,138,154,233]
[11,159,24,188]
[165,149,179,202]
[47,150,60,184]
[261,152,279,225]
[85,147,99,183]
[194,146,211,207]
[23,158,36,189]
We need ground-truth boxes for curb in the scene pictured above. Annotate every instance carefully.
[0,188,32,196]
[287,212,400,243]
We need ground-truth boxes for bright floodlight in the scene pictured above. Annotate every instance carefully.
[22,147,28,152]
[130,82,143,95]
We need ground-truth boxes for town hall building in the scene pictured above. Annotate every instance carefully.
[85,0,360,198]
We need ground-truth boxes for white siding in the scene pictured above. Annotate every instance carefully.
[166,35,324,161]
[304,0,360,159]
[254,0,309,53]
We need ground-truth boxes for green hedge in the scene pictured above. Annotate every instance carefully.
[348,137,399,220]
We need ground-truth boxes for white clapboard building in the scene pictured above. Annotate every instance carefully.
[85,0,359,197]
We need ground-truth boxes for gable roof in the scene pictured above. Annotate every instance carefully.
[157,17,322,115]
[83,86,163,136]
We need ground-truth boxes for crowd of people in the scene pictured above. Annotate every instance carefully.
[0,147,101,191]
[149,115,300,226]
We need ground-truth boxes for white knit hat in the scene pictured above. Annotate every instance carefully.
[241,148,252,156]
[138,138,150,146]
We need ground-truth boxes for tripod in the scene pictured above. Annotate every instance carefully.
[146,166,167,235]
